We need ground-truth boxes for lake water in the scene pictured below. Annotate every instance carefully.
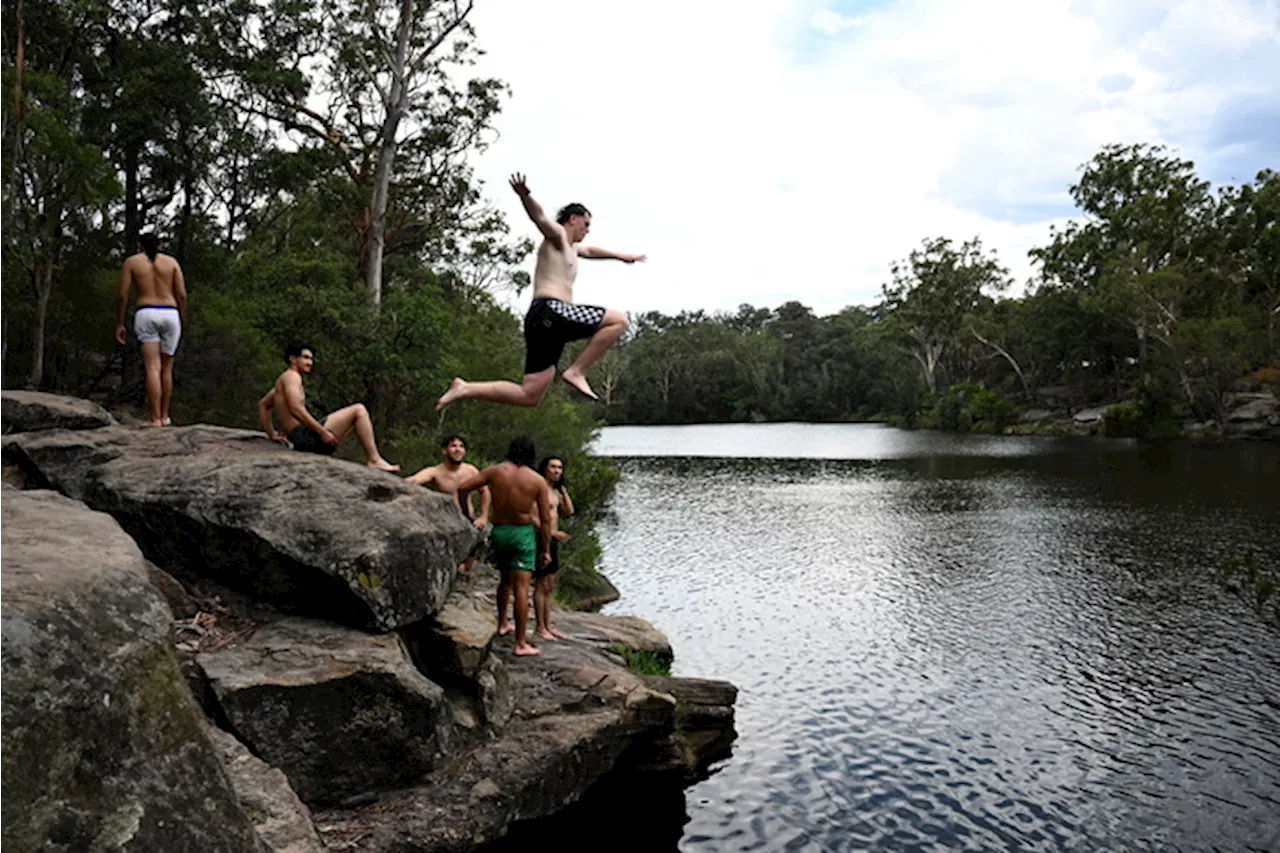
[587,423,1280,852]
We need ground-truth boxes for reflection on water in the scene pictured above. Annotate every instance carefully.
[591,425,1280,852]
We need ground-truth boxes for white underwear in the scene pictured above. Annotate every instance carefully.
[134,306,182,356]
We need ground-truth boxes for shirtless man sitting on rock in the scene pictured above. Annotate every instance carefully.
[435,173,644,410]
[406,433,490,572]
[257,342,399,472]
[457,435,553,656]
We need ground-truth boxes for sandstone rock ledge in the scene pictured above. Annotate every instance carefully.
[2,393,738,853]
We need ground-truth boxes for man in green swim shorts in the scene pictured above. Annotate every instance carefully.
[457,435,553,656]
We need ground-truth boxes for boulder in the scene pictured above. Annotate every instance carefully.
[410,582,515,732]
[638,676,739,779]
[1,490,262,853]
[197,617,453,805]
[3,423,478,631]
[1226,392,1277,423]
[206,727,326,853]
[1072,405,1109,424]
[2,389,118,433]
[314,634,679,853]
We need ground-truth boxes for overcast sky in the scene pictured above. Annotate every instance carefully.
[466,0,1280,318]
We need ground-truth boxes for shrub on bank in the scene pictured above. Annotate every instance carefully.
[934,383,1016,433]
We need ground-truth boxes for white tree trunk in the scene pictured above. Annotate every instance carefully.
[361,0,415,307]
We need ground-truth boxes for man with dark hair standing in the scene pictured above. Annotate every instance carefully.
[115,232,187,427]
[257,342,399,472]
[436,173,644,410]
[532,456,574,641]
[457,435,553,656]
[406,433,490,572]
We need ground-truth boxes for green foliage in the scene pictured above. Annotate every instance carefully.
[606,645,672,677]
[1100,403,1145,437]
[935,383,1017,433]
[1099,398,1180,439]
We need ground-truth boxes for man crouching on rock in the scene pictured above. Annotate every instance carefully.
[457,435,553,656]
[258,341,399,472]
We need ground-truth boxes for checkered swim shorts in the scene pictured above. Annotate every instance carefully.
[523,298,607,374]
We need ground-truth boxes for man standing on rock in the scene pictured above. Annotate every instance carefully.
[257,342,399,472]
[532,456,574,641]
[435,173,643,410]
[457,435,553,656]
[406,433,490,572]
[114,232,187,427]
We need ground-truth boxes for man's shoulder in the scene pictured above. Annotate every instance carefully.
[459,462,481,477]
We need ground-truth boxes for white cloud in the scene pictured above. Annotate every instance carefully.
[465,0,1279,317]
[810,8,870,35]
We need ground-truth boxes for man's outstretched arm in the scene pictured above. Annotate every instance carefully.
[509,173,563,246]
[577,246,646,263]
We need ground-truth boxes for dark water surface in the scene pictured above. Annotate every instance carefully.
[584,424,1280,852]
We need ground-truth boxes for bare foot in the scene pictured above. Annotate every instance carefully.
[560,369,598,400]
[161,417,172,426]
[548,626,568,639]
[457,563,471,575]
[141,420,164,429]
[435,377,467,411]
[514,644,541,656]
[535,628,560,641]
[497,622,514,635]
[367,458,401,473]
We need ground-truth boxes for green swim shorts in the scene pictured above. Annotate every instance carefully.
[490,523,536,573]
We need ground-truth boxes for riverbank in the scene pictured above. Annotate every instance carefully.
[1,391,737,853]
[1002,388,1279,440]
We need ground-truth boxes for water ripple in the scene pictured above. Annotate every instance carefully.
[593,437,1280,852]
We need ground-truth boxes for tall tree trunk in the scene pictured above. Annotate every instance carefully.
[124,146,139,250]
[361,0,414,307]
[27,264,52,389]
[177,119,193,261]
[970,326,1032,398]
[0,315,8,389]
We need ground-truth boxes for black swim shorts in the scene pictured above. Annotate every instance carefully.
[523,298,607,374]
[288,424,336,455]
[533,538,561,580]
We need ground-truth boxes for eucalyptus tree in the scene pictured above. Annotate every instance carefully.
[1032,144,1217,385]
[214,0,509,305]
[881,236,1010,395]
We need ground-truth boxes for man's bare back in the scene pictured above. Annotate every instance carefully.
[467,462,549,527]
[122,252,183,307]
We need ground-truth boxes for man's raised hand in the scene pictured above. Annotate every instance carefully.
[623,253,647,264]
[509,173,530,197]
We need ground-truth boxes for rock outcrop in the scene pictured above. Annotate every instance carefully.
[2,400,740,852]
[198,618,454,804]
[3,424,478,631]
[315,566,735,852]
[207,726,327,853]
[314,636,679,852]
[0,490,263,853]
[2,389,118,433]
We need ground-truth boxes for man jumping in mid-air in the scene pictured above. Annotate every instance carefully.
[436,173,644,409]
